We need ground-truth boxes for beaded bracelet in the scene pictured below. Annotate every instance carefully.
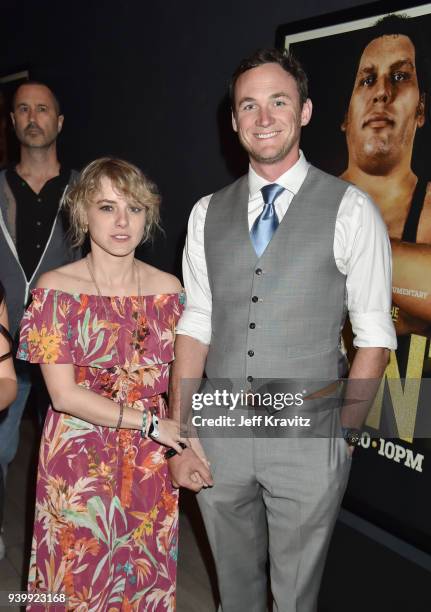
[116,402,124,431]
[141,410,148,438]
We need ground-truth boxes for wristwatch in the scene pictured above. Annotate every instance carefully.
[341,427,362,447]
[148,414,160,439]
[165,442,188,459]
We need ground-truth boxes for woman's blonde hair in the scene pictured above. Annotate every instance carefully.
[65,157,161,247]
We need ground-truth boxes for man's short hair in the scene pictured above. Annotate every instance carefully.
[11,80,62,116]
[229,48,309,108]
[356,14,429,98]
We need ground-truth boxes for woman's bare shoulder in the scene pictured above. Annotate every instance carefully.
[137,261,182,294]
[36,260,88,292]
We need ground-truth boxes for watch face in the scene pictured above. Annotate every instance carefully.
[342,427,362,446]
[348,431,361,446]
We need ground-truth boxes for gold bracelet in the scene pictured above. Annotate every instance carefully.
[116,402,124,431]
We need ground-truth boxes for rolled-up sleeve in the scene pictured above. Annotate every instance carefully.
[335,185,397,350]
[176,195,213,345]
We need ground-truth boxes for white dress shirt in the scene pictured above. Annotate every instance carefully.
[177,152,397,351]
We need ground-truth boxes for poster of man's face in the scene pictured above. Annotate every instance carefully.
[285,6,431,339]
[284,5,430,180]
[342,32,425,176]
[281,2,431,554]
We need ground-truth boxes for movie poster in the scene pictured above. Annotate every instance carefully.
[280,2,431,552]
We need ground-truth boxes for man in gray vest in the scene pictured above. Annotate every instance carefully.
[169,49,396,612]
[0,81,78,559]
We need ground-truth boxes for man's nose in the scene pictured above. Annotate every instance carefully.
[256,106,273,126]
[373,75,392,104]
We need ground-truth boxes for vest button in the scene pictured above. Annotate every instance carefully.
[247,375,254,382]
[252,296,258,303]
[248,350,254,357]
[255,268,262,275]
[249,322,256,329]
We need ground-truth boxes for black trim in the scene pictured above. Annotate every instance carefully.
[339,508,431,572]
[401,177,428,242]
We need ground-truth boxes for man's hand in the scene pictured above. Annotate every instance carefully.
[346,443,355,457]
[168,447,213,492]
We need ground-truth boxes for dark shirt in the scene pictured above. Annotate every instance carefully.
[6,167,71,281]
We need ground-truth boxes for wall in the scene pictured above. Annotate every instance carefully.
[1,0,371,274]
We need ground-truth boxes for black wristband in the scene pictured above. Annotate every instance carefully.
[165,442,188,460]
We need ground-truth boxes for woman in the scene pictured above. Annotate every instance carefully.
[0,281,17,560]
[18,158,186,610]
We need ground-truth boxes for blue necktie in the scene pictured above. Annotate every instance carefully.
[250,183,285,258]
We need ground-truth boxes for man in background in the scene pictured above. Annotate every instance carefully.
[0,81,79,559]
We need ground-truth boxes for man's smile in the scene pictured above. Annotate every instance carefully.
[254,130,282,139]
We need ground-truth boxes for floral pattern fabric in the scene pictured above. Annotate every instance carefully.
[18,288,185,611]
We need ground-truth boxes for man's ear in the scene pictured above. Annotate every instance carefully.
[416,93,426,128]
[10,112,16,129]
[232,111,238,133]
[300,98,312,127]
[340,112,348,133]
[57,114,64,133]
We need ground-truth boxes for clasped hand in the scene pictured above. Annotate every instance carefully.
[155,417,188,455]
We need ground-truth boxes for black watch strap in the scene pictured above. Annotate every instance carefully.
[165,442,188,459]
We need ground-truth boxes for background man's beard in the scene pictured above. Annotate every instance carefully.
[19,134,56,149]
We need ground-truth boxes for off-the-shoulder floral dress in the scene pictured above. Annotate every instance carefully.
[18,288,185,611]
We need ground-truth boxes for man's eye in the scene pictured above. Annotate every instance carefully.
[242,103,255,111]
[37,106,47,112]
[392,71,409,83]
[360,75,376,87]
[274,100,286,107]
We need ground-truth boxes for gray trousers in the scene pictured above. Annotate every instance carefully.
[197,435,351,612]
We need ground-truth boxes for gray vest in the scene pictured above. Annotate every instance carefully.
[0,169,80,339]
[204,165,349,385]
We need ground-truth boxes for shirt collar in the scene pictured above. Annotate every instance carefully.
[248,150,310,198]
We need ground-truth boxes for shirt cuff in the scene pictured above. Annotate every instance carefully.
[350,311,397,350]
[176,309,211,345]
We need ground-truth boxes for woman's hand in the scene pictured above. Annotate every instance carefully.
[155,418,188,454]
